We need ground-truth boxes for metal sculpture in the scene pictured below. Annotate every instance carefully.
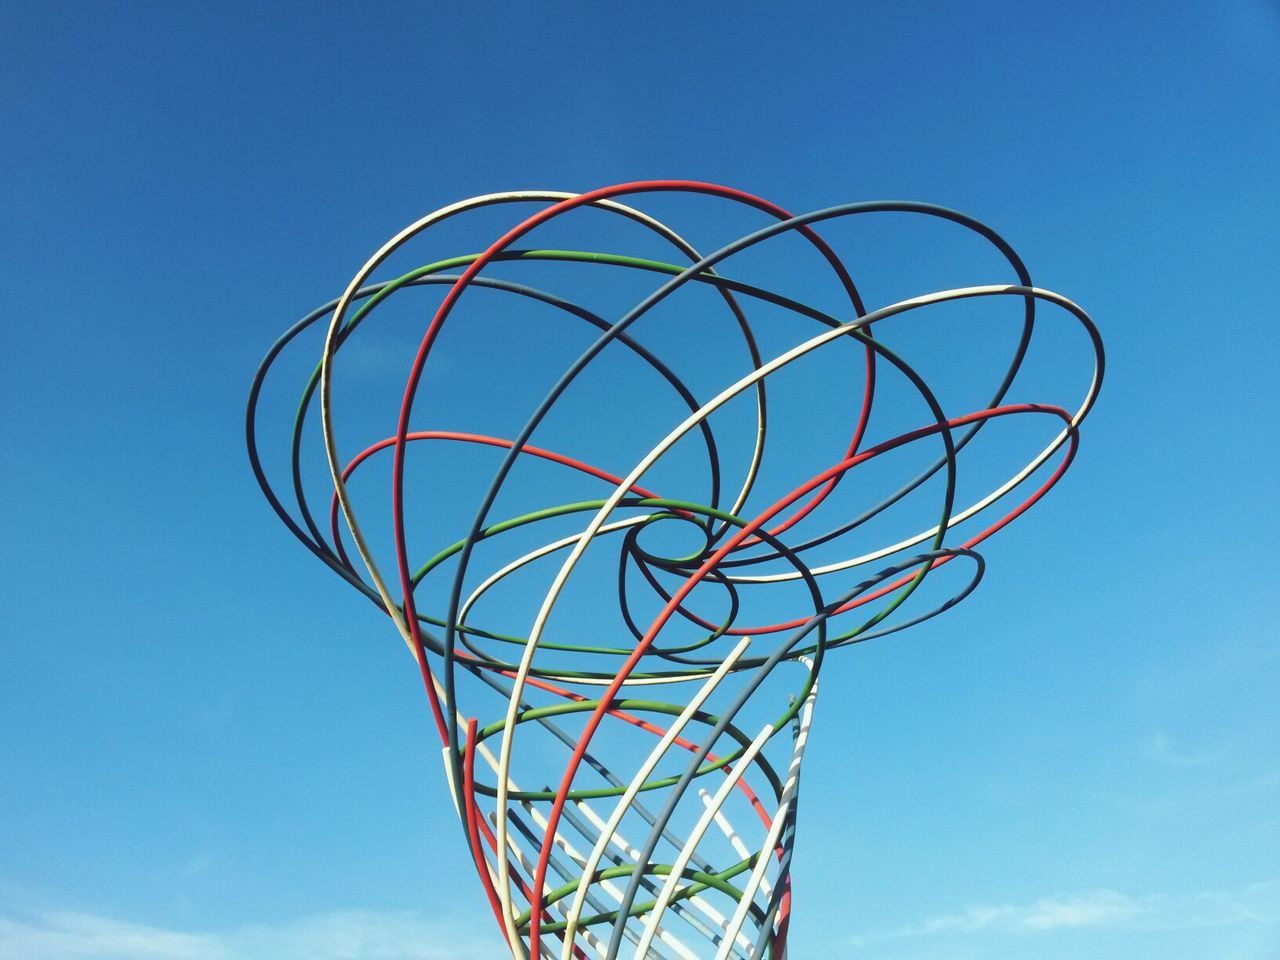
[247,180,1103,959]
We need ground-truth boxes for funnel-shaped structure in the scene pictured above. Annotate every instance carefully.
[247,181,1103,959]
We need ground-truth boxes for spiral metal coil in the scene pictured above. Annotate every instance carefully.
[247,181,1104,959]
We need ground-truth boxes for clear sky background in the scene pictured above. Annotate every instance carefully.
[2,2,1278,958]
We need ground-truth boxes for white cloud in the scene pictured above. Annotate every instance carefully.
[0,909,219,960]
[854,880,1280,946]
[1141,731,1215,768]
[900,889,1139,936]
[0,904,503,960]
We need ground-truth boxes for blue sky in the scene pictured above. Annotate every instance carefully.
[2,2,1278,958]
